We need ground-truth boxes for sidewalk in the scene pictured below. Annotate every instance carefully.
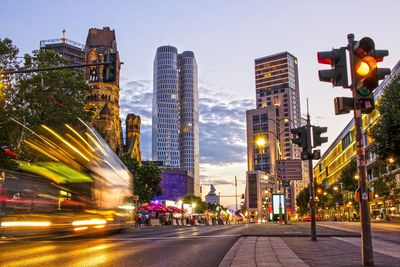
[219,223,400,267]
[219,236,308,267]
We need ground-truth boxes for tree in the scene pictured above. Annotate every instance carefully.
[0,38,21,169]
[296,187,309,216]
[372,160,399,220]
[120,154,162,203]
[182,194,208,213]
[0,38,92,168]
[371,76,400,162]
[339,160,358,192]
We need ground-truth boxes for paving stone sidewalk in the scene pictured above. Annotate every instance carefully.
[219,236,308,267]
[219,223,400,267]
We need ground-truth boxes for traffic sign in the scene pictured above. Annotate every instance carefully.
[277,159,302,180]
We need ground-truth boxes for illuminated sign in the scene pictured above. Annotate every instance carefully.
[272,194,285,215]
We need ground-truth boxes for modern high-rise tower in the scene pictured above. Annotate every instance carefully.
[246,52,302,218]
[152,46,199,196]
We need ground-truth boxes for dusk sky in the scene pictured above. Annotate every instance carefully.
[2,0,399,206]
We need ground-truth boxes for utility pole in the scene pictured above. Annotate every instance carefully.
[291,99,327,241]
[306,102,317,241]
[317,33,390,266]
[347,33,374,266]
[235,176,238,211]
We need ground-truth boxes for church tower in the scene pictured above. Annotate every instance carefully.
[125,113,141,162]
[85,27,123,154]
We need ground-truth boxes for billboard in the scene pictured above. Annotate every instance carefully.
[272,194,285,215]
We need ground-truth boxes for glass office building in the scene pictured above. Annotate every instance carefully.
[152,46,199,196]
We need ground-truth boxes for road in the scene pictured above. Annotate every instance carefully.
[0,225,245,267]
[1,222,399,267]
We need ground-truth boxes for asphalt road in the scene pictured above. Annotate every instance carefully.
[0,225,245,267]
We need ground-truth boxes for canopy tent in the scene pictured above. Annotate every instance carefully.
[138,203,170,212]
[167,206,185,214]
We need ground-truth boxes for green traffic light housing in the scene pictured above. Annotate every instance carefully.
[352,37,390,114]
[312,126,328,148]
[291,127,307,149]
[103,52,117,83]
[317,47,348,87]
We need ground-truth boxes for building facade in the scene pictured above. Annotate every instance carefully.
[84,27,123,154]
[124,113,141,162]
[205,184,220,205]
[152,46,199,195]
[40,29,85,64]
[246,52,302,216]
[160,169,194,200]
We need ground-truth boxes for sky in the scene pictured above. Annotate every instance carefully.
[2,0,400,207]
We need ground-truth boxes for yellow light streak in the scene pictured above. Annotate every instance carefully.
[23,140,59,161]
[42,125,90,162]
[74,226,88,231]
[65,133,94,159]
[93,225,105,229]
[72,219,107,226]
[65,124,96,152]
[1,221,51,227]
[85,132,108,157]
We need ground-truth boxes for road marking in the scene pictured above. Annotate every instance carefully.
[333,237,400,259]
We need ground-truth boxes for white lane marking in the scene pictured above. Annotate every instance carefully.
[333,237,400,259]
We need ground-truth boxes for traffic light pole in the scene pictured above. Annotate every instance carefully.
[306,111,317,241]
[347,33,374,266]
[2,61,111,75]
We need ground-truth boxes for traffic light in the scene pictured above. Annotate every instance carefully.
[352,37,390,113]
[312,126,328,147]
[334,97,353,115]
[291,127,307,148]
[317,47,348,87]
[103,52,117,83]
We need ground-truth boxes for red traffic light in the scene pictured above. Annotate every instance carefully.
[317,52,333,65]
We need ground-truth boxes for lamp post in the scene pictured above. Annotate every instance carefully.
[254,111,296,225]
[268,114,296,225]
[0,171,6,215]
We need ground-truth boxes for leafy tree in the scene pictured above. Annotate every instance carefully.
[296,187,309,216]
[340,160,358,192]
[182,194,209,213]
[0,38,92,168]
[371,76,400,162]
[0,38,21,168]
[120,154,162,203]
[372,160,399,220]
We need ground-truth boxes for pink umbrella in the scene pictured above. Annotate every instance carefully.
[167,206,185,214]
[138,203,170,212]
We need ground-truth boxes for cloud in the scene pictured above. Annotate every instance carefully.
[118,79,254,164]
[119,79,153,159]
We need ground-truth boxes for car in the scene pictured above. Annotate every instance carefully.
[301,214,318,222]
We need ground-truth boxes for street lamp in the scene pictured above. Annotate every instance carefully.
[256,137,267,147]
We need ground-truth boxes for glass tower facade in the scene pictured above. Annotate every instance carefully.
[152,46,199,196]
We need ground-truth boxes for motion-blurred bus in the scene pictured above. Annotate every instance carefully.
[0,119,134,237]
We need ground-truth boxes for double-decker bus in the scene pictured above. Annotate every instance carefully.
[0,119,134,237]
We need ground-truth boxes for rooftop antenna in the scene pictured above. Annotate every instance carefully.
[61,28,66,43]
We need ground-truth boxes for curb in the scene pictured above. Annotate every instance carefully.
[241,233,361,237]
[218,236,245,267]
